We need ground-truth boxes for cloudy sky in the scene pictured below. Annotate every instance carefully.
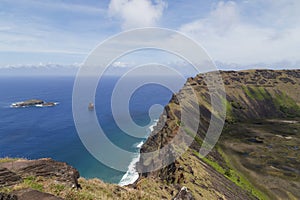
[1,0,300,70]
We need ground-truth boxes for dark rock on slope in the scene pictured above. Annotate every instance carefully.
[1,189,63,200]
[12,189,63,200]
[0,193,17,200]
[0,168,22,187]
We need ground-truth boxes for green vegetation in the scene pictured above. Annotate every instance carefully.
[217,148,270,200]
[23,176,44,191]
[242,86,270,101]
[0,157,18,163]
[0,175,44,194]
[242,85,300,117]
[273,92,300,117]
[0,176,163,200]
[221,120,300,199]
[195,149,269,200]
[230,101,244,110]
[184,127,202,145]
[49,183,65,196]
[219,96,236,123]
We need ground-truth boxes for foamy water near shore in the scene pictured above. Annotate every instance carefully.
[118,120,158,186]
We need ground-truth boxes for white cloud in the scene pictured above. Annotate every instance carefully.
[179,1,300,66]
[108,0,167,29]
[111,61,132,68]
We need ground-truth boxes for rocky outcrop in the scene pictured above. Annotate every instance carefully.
[0,158,80,200]
[1,189,63,200]
[0,193,17,200]
[0,167,22,187]
[11,100,57,108]
[0,158,80,188]
[11,100,44,107]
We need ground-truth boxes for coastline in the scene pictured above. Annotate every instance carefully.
[118,119,158,186]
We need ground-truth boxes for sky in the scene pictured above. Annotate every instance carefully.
[0,0,300,73]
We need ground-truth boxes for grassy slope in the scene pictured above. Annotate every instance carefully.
[200,71,300,199]
[217,120,300,200]
[0,170,167,200]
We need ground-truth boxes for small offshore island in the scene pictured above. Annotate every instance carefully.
[11,99,57,108]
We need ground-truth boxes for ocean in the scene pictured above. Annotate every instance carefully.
[0,75,184,184]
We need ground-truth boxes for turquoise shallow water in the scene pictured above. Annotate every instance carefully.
[0,76,184,183]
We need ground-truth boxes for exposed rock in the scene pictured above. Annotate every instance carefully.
[11,99,44,107]
[0,158,80,188]
[0,167,22,187]
[0,159,82,199]
[0,193,17,200]
[11,100,57,108]
[12,189,63,200]
[286,70,300,78]
[279,77,296,84]
[173,187,195,200]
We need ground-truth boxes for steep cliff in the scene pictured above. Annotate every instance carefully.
[137,69,300,200]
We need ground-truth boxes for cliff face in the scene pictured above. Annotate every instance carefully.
[137,69,300,199]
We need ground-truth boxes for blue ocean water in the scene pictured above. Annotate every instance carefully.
[0,76,184,183]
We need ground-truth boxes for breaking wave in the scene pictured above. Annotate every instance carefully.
[118,119,158,186]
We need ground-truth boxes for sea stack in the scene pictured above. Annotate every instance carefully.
[88,102,94,111]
